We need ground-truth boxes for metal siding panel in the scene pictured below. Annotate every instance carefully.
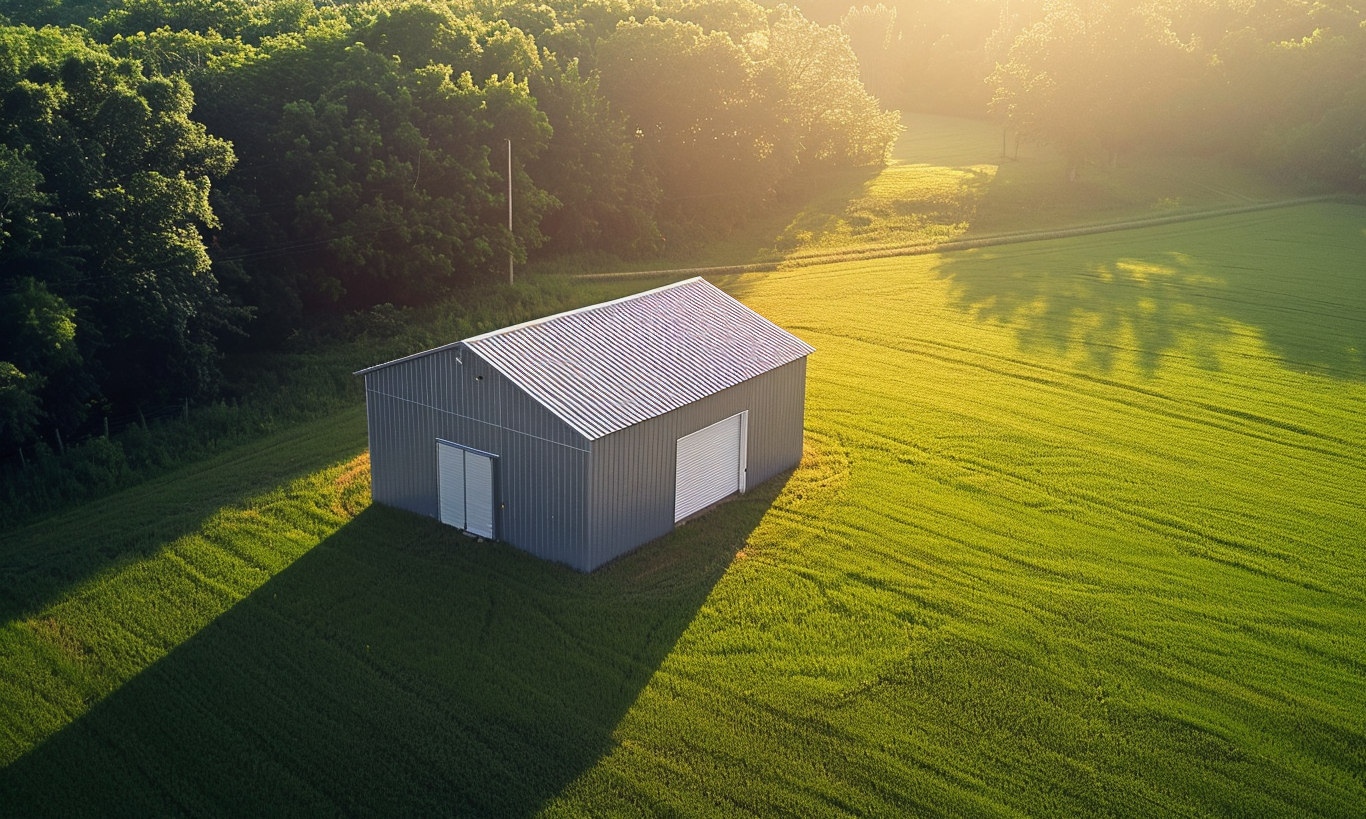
[366,390,440,519]
[587,419,672,570]
[368,385,589,562]
[364,330,822,571]
[470,349,589,450]
[585,360,807,570]
[359,281,809,448]
[493,425,590,569]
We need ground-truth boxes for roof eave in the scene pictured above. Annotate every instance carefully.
[352,340,466,377]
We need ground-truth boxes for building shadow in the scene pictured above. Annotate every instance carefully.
[0,470,792,817]
[0,416,368,627]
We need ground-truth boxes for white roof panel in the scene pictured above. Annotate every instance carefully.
[462,277,814,440]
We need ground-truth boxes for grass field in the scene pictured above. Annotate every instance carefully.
[542,113,1312,274]
[2,200,1363,816]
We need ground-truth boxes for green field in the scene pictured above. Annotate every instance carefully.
[550,113,1312,274]
[2,202,1365,816]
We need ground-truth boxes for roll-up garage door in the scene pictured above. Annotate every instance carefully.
[675,412,747,522]
[437,440,496,538]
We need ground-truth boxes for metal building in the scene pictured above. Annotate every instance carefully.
[354,277,814,571]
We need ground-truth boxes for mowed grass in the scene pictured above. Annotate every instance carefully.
[2,203,1365,816]
[0,408,371,756]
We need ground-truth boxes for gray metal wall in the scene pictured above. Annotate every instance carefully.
[363,346,592,568]
[584,357,807,570]
[365,347,808,572]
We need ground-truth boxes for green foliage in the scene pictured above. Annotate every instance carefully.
[186,0,894,312]
[1243,21,1366,186]
[0,143,45,249]
[990,1,1198,173]
[102,26,256,75]
[0,374,363,530]
[0,273,632,529]
[840,0,1002,116]
[759,6,901,166]
[0,362,42,450]
[529,53,662,254]
[981,0,1366,186]
[200,16,556,313]
[597,6,899,223]
[569,111,1306,276]
[0,29,241,473]
[599,16,778,220]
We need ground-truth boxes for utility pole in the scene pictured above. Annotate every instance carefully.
[508,139,514,286]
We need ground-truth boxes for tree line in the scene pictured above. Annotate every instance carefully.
[0,0,900,458]
[825,0,1366,184]
[4,0,1365,464]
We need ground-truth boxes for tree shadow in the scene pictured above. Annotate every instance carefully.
[0,416,368,628]
[684,164,883,265]
[0,471,792,817]
[764,164,894,252]
[934,210,1366,381]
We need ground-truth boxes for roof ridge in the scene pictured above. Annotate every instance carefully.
[461,276,707,345]
[353,277,707,376]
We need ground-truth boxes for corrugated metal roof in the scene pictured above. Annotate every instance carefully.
[461,277,814,440]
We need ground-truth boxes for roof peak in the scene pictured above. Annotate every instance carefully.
[354,277,709,377]
[461,277,707,345]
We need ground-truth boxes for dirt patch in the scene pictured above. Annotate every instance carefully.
[778,433,852,512]
[331,453,372,518]
[25,616,90,663]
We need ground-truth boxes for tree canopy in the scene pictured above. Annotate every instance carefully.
[0,25,237,443]
[0,0,900,455]
[809,0,1366,184]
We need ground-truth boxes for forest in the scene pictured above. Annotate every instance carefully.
[1,0,1364,478]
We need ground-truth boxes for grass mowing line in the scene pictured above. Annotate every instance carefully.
[572,195,1342,281]
[0,405,370,618]
[559,112,1330,282]
[797,318,1358,474]
[1,439,798,814]
[776,194,1345,260]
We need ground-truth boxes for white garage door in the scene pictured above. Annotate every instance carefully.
[675,412,748,522]
[437,440,496,538]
